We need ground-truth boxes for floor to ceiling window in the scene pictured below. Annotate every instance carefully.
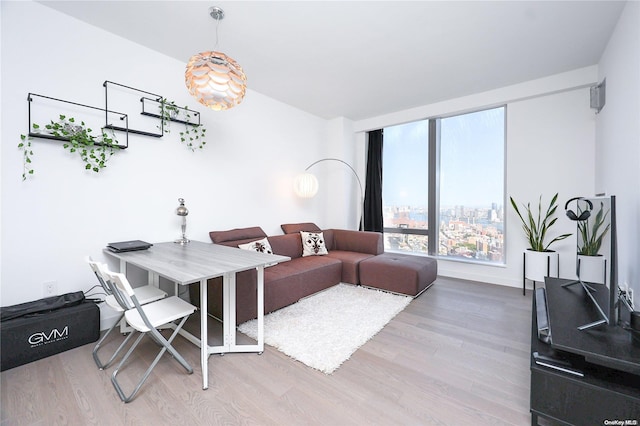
[382,106,506,264]
[382,120,430,252]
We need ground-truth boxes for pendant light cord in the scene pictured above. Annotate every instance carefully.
[210,6,224,51]
[214,16,220,50]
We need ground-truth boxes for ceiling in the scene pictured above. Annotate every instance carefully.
[40,1,626,121]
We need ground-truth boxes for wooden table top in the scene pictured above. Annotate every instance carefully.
[104,241,289,285]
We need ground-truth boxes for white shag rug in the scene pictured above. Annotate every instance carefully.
[238,283,411,374]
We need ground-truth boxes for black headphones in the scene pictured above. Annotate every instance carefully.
[565,197,593,221]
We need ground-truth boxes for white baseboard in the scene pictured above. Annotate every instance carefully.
[436,264,521,289]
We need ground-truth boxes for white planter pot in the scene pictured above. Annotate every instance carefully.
[524,250,559,283]
[577,255,606,284]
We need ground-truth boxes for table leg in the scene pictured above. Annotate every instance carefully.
[228,273,237,348]
[257,266,264,353]
[218,269,263,354]
[222,273,231,350]
[200,278,208,390]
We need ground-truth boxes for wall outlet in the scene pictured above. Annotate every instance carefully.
[43,281,57,297]
[628,288,635,310]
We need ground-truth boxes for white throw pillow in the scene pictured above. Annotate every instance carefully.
[238,237,274,254]
[301,231,328,257]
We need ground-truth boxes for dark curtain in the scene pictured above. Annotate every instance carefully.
[363,129,383,232]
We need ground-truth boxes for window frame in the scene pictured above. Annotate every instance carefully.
[381,105,507,265]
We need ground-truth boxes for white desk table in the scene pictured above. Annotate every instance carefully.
[104,241,289,389]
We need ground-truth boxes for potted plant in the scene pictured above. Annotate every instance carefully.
[510,193,572,288]
[576,201,610,283]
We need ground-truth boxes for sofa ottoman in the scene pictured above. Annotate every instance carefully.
[359,252,437,296]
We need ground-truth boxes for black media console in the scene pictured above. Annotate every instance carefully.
[530,277,640,425]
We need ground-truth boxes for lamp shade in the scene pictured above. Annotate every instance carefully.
[293,173,319,198]
[185,51,247,111]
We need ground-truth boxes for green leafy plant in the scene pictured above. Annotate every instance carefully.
[577,201,610,256]
[19,115,120,180]
[510,193,572,252]
[18,132,35,180]
[160,99,207,152]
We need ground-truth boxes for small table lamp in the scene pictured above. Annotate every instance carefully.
[175,198,190,245]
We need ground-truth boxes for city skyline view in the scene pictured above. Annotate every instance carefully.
[383,203,505,263]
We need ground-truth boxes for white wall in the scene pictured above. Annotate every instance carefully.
[323,117,360,230]
[505,88,595,282]
[354,68,598,289]
[0,2,351,317]
[595,1,640,308]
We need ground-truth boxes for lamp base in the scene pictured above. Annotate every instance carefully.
[174,238,190,245]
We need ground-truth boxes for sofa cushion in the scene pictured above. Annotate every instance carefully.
[325,250,377,284]
[238,237,273,254]
[281,222,322,234]
[210,226,267,247]
[264,256,341,314]
[268,234,303,259]
[264,256,340,282]
[328,229,384,255]
[301,231,328,256]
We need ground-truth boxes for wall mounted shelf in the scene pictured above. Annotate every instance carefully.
[104,81,163,137]
[27,93,129,149]
[141,97,201,127]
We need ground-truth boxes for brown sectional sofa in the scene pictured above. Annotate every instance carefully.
[190,223,436,324]
[191,224,383,324]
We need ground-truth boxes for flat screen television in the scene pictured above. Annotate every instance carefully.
[564,195,621,330]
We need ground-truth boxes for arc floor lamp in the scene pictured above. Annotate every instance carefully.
[293,158,364,230]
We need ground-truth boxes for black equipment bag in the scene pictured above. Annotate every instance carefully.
[1,293,99,371]
[0,291,86,321]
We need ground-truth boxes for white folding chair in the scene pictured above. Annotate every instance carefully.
[85,256,167,370]
[102,269,196,403]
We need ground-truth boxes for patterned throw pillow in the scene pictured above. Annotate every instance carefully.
[238,237,273,254]
[301,231,328,257]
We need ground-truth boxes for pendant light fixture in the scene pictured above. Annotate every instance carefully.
[185,6,247,111]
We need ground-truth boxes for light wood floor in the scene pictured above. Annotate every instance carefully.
[1,277,535,425]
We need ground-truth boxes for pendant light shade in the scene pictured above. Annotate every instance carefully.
[185,6,246,111]
[185,51,246,111]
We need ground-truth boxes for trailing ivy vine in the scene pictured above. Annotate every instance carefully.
[19,115,120,181]
[18,98,206,181]
[160,99,207,151]
[18,131,35,180]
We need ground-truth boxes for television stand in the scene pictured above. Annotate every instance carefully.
[561,278,597,292]
[530,277,640,425]
[561,279,609,330]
